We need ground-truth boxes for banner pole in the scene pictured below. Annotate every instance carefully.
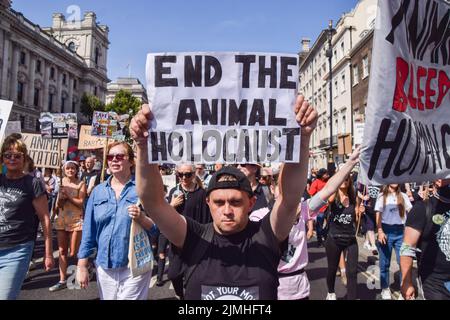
[101,137,109,183]
[58,138,63,180]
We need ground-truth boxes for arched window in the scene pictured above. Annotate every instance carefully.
[68,42,76,52]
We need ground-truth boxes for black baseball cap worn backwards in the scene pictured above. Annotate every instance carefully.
[206,166,254,197]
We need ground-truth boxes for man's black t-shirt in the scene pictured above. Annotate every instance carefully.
[180,213,285,300]
[406,197,450,280]
[0,174,46,247]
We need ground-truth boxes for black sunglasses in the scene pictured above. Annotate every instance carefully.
[177,172,194,178]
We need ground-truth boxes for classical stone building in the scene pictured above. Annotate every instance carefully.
[0,0,109,131]
[106,77,148,105]
[349,29,373,145]
[298,0,377,169]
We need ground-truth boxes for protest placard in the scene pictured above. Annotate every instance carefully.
[21,134,68,169]
[145,52,300,164]
[78,125,108,150]
[359,0,450,185]
[39,113,78,139]
[0,100,13,142]
[5,121,21,137]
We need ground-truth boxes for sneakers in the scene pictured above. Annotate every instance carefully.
[49,281,67,292]
[156,279,164,287]
[381,288,392,300]
[326,293,337,300]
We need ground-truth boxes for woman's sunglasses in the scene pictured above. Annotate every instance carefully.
[107,153,127,162]
[3,152,24,160]
[177,172,194,178]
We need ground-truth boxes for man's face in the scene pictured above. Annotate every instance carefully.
[195,165,204,176]
[86,158,95,170]
[207,189,255,235]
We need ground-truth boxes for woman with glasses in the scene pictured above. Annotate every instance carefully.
[49,160,86,292]
[77,142,157,300]
[0,135,54,299]
[165,164,211,299]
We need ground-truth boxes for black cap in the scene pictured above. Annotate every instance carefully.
[206,166,254,197]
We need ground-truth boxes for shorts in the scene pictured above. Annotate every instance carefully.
[55,209,83,232]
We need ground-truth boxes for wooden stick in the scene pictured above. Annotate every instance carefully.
[58,138,63,180]
[100,137,109,183]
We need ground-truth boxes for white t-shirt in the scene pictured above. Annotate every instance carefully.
[374,192,413,225]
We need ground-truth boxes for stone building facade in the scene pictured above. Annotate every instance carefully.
[106,77,148,105]
[0,0,109,131]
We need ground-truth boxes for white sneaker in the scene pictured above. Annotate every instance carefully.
[381,288,392,300]
[326,293,337,300]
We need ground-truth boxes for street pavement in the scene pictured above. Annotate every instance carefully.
[18,232,413,300]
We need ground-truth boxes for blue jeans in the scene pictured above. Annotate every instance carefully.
[0,241,34,300]
[377,224,404,289]
[315,212,327,242]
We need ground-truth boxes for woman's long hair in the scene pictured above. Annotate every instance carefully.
[333,174,356,206]
[381,184,406,218]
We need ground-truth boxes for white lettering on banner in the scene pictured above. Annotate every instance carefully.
[21,134,68,169]
[146,52,300,164]
[360,0,450,185]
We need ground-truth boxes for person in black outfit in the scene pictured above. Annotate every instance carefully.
[131,96,318,300]
[401,179,450,300]
[166,164,211,298]
[323,168,360,300]
[237,163,273,212]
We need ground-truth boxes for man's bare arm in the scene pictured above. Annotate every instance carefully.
[132,104,187,248]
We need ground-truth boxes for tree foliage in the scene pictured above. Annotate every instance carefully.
[80,94,105,123]
[105,90,141,117]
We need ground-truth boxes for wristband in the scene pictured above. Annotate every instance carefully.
[400,242,421,257]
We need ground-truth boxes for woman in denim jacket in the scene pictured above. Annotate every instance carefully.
[77,142,157,300]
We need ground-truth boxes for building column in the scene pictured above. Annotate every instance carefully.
[28,54,36,109]
[68,76,74,113]
[9,44,19,101]
[43,61,50,111]
[0,33,10,99]
[56,68,62,113]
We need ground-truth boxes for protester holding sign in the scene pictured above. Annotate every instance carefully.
[0,135,54,299]
[375,184,413,300]
[49,161,86,292]
[131,95,318,300]
[401,179,450,300]
[77,142,157,300]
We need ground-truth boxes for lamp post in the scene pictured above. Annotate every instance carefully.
[325,19,336,175]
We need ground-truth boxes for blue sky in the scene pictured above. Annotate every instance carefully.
[13,0,359,85]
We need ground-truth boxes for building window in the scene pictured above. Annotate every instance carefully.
[72,101,76,113]
[35,119,40,132]
[36,60,41,73]
[61,97,66,112]
[19,51,26,65]
[63,74,67,85]
[334,80,338,98]
[48,93,54,111]
[342,115,346,134]
[95,47,100,65]
[341,42,345,57]
[50,67,55,80]
[353,65,359,85]
[94,86,98,96]
[341,74,346,93]
[34,88,40,107]
[362,56,369,78]
[68,42,76,52]
[17,82,24,103]
[73,79,77,90]
[20,115,25,129]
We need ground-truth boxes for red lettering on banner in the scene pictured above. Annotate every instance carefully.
[392,57,450,112]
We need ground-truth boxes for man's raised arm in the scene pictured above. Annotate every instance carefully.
[271,95,318,242]
[131,104,187,248]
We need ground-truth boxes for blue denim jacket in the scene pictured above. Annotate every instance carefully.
[78,176,157,269]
